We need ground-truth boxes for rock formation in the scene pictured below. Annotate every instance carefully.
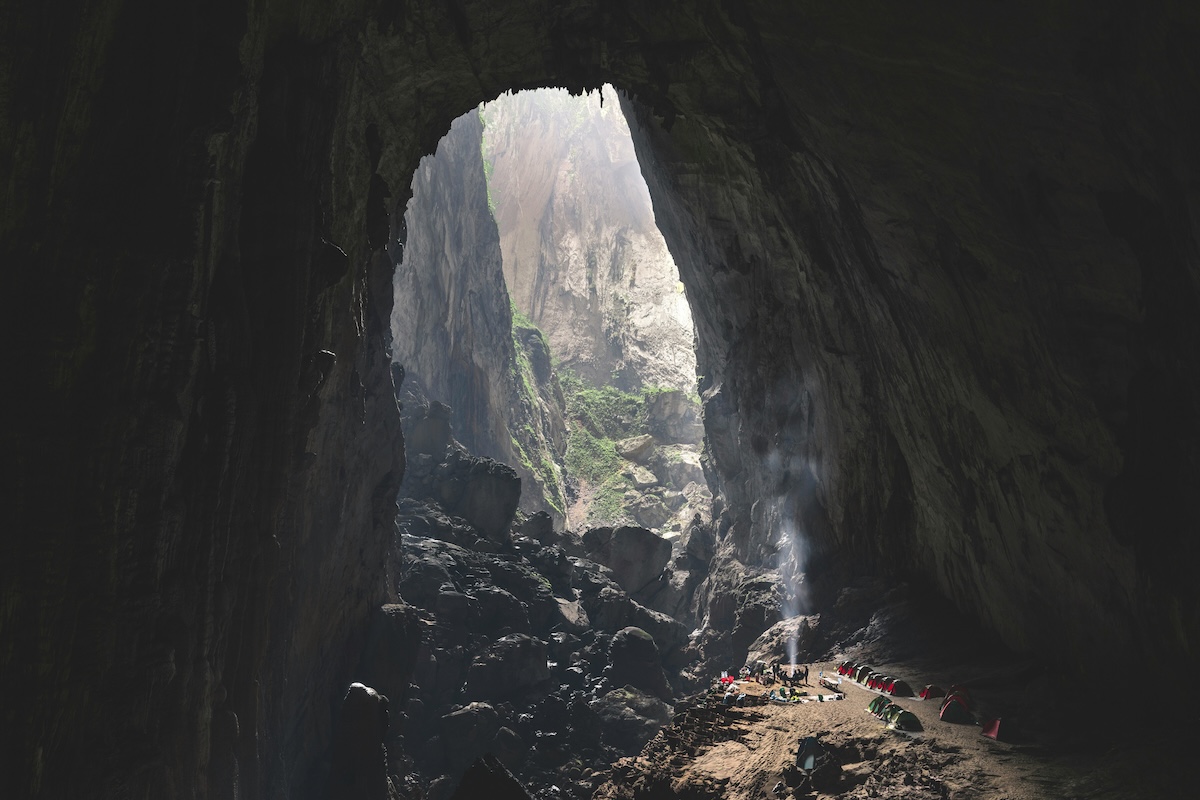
[4,2,1200,798]
[484,86,697,392]
[392,111,567,519]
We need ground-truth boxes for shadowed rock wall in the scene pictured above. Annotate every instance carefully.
[3,1,1199,798]
[390,110,567,518]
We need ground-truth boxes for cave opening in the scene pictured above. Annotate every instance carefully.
[390,84,709,535]
[7,3,1200,798]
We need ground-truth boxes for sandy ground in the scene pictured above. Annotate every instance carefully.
[596,658,1192,800]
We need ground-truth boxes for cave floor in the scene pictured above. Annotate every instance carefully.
[596,654,1190,800]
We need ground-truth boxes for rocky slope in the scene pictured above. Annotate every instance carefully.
[387,420,695,799]
[484,86,697,393]
[392,110,568,520]
[5,2,1200,798]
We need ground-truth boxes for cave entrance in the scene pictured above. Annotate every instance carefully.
[391,85,709,534]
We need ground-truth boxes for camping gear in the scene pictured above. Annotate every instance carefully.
[919,684,945,700]
[981,717,1001,740]
[796,736,823,773]
[939,694,972,723]
[888,679,914,697]
[892,710,922,732]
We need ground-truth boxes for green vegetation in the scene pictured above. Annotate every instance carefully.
[479,108,497,218]
[558,368,699,525]
[502,295,701,526]
[508,302,566,515]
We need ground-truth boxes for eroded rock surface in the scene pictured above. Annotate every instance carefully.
[6,2,1200,798]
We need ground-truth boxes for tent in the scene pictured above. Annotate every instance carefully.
[868,696,892,715]
[796,736,823,773]
[888,680,914,697]
[939,695,973,723]
[919,684,945,700]
[892,710,922,732]
[981,717,1001,740]
[854,665,873,682]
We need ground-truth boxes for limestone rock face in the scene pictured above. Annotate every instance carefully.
[392,111,567,521]
[484,87,697,392]
[6,1,1200,797]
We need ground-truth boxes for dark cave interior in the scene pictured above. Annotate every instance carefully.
[3,1,1199,798]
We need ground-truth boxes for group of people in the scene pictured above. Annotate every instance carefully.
[735,659,810,687]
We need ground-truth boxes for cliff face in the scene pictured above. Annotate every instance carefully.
[4,1,1200,798]
[390,111,567,518]
[484,87,697,392]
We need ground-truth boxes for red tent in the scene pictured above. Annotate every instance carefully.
[919,684,945,700]
[939,694,972,723]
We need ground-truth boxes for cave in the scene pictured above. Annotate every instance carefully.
[3,2,1198,798]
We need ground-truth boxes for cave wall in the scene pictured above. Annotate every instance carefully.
[3,0,1199,798]
[620,1,1200,669]
[483,86,698,392]
[390,109,567,518]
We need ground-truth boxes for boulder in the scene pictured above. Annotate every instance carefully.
[439,702,501,774]
[608,627,672,701]
[448,754,534,800]
[590,686,672,753]
[584,585,634,633]
[455,458,521,543]
[519,511,558,544]
[615,434,656,462]
[491,726,528,769]
[554,598,591,634]
[628,465,659,489]
[626,603,689,657]
[328,683,391,800]
[436,589,479,629]
[652,445,706,488]
[471,586,530,636]
[581,526,672,595]
[357,604,422,707]
[408,401,452,457]
[629,493,673,529]
[464,634,550,700]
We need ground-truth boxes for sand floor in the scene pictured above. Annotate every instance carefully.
[597,658,1191,799]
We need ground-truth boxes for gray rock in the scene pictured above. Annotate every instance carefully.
[582,526,672,595]
[439,702,501,773]
[357,604,422,708]
[464,634,550,700]
[608,626,672,701]
[329,683,391,800]
[471,586,531,636]
[491,726,528,769]
[616,434,656,463]
[590,686,672,753]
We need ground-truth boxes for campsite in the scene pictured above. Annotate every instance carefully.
[596,651,1190,800]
